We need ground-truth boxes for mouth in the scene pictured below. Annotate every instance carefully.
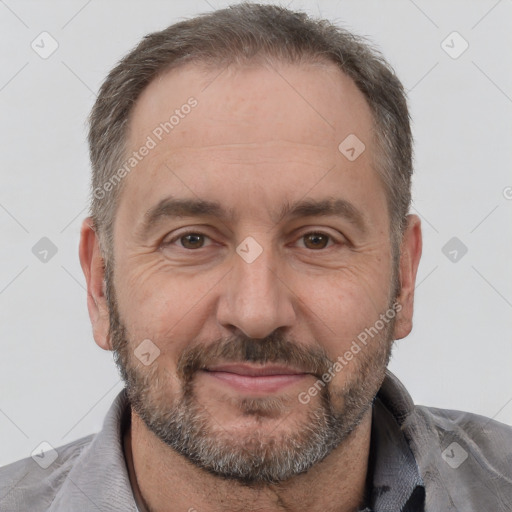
[201,363,312,394]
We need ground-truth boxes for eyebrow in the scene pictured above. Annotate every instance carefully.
[136,195,368,239]
[275,197,368,233]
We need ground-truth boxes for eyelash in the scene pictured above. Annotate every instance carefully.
[162,230,343,251]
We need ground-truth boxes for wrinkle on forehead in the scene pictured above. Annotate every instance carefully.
[161,141,336,170]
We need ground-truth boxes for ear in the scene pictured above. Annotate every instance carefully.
[393,214,422,340]
[79,217,112,350]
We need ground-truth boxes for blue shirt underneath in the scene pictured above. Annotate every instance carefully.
[360,395,425,511]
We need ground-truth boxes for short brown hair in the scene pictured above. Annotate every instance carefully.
[88,2,412,266]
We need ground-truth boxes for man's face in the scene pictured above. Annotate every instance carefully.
[107,61,399,484]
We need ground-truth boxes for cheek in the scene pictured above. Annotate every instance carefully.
[297,266,391,352]
[115,267,219,354]
[312,268,389,316]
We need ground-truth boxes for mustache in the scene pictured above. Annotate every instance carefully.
[176,332,334,384]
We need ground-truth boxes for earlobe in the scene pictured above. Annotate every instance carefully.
[79,217,112,351]
[393,214,422,340]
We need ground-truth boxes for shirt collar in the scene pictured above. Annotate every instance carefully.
[364,390,425,511]
[48,388,137,511]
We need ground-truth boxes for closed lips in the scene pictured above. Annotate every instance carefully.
[204,364,309,376]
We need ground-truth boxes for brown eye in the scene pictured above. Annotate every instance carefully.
[302,232,330,250]
[179,233,206,249]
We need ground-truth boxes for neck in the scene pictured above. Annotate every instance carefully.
[124,407,373,512]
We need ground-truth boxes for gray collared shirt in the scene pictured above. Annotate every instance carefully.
[2,370,511,511]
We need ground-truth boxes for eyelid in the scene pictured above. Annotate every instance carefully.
[161,226,346,251]
[292,229,343,249]
[162,229,214,248]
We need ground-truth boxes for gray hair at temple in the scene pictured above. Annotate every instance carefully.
[87,2,413,270]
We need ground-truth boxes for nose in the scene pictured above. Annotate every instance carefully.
[216,241,296,339]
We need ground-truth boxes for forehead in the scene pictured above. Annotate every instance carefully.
[119,60,383,229]
[128,59,374,150]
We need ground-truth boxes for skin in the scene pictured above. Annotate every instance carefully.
[79,60,422,512]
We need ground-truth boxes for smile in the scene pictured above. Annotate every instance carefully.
[201,364,311,393]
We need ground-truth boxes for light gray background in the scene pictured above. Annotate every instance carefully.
[1,0,511,467]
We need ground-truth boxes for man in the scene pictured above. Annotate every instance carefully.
[1,3,511,511]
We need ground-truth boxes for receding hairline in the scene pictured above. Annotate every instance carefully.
[120,55,381,207]
[126,54,365,136]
